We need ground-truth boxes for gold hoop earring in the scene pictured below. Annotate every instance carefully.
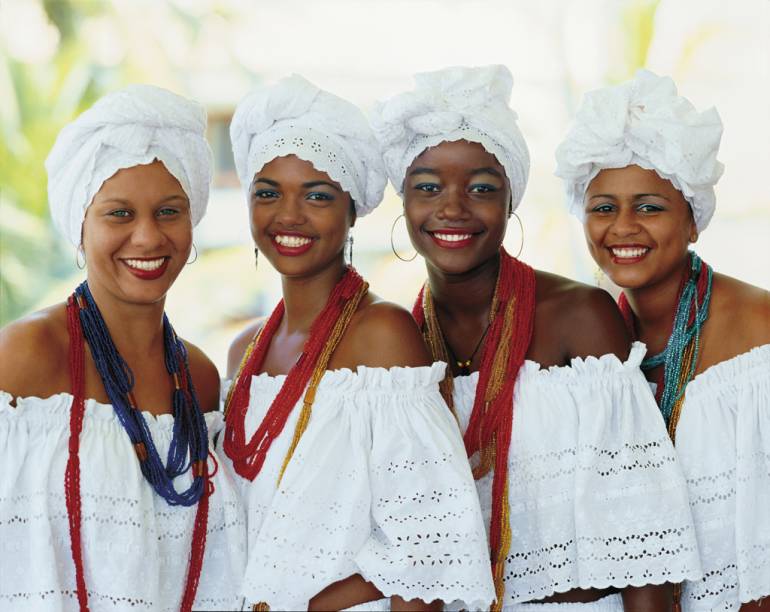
[186,243,198,265]
[75,244,86,270]
[390,213,418,262]
[511,211,524,259]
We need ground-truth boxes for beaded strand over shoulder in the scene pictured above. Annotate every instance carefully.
[65,282,213,612]
[413,248,537,611]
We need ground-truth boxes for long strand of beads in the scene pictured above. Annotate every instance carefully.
[413,248,537,612]
[74,282,209,506]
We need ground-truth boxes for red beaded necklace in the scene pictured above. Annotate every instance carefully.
[223,267,368,483]
[64,295,212,612]
[413,248,536,611]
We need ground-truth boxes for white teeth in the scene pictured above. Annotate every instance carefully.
[275,235,312,247]
[124,258,165,271]
[434,233,472,242]
[611,247,649,258]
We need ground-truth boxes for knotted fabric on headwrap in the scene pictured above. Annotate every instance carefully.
[555,69,724,231]
[370,65,530,210]
[45,84,212,246]
[229,74,387,217]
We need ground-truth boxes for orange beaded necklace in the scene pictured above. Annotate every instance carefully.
[413,248,536,611]
[223,267,368,484]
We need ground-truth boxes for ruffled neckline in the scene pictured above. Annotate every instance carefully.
[0,390,223,433]
[241,362,447,394]
[685,342,770,398]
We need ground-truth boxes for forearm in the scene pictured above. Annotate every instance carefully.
[308,574,383,611]
[621,583,673,612]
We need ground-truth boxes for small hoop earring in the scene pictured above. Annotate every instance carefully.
[186,243,198,265]
[254,247,259,271]
[390,213,418,262]
[75,244,86,270]
[346,235,354,267]
[511,211,524,259]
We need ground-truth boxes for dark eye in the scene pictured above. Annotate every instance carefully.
[414,182,440,193]
[157,207,180,217]
[469,183,497,194]
[306,192,334,202]
[108,209,132,218]
[590,203,615,214]
[253,189,279,200]
[637,202,664,213]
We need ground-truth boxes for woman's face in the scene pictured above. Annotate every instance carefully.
[583,164,697,290]
[81,160,192,306]
[249,154,354,279]
[403,139,511,275]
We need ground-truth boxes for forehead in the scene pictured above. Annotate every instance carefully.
[95,160,186,200]
[255,154,341,187]
[410,139,504,174]
[587,165,680,197]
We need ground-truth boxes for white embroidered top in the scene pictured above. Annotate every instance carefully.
[675,344,770,611]
[0,392,246,612]
[451,342,702,608]
[221,363,495,610]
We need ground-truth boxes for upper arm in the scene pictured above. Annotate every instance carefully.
[0,312,67,401]
[562,286,630,362]
[226,320,263,379]
[334,301,432,370]
[183,341,220,413]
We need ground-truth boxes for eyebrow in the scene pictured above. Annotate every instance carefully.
[469,167,503,178]
[589,192,670,201]
[408,167,439,177]
[97,194,188,205]
[302,180,341,192]
[254,177,279,187]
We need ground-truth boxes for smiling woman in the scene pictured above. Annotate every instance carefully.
[221,74,495,611]
[557,69,770,612]
[0,85,246,612]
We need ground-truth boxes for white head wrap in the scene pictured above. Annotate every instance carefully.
[555,69,724,231]
[229,74,386,217]
[45,84,212,245]
[370,65,530,210]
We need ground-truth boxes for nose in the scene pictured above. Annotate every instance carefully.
[275,194,306,227]
[130,215,167,249]
[609,206,642,238]
[436,187,469,221]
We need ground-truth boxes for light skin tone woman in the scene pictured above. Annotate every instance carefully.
[402,139,674,611]
[583,163,770,612]
[226,153,440,611]
[0,160,219,415]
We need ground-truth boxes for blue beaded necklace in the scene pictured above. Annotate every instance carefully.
[73,281,209,506]
[620,251,713,429]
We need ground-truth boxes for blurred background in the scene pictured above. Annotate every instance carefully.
[1,0,768,372]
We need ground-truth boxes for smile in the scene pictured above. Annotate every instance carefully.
[274,234,313,248]
[123,257,166,271]
[271,233,315,256]
[121,257,170,280]
[427,229,479,249]
[608,246,650,263]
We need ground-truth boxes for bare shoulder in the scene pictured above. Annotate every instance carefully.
[227,318,266,379]
[0,303,71,401]
[534,270,630,361]
[181,340,220,413]
[332,294,431,369]
[711,273,770,347]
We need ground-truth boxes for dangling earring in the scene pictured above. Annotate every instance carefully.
[346,235,354,267]
[390,213,418,262]
[186,243,198,265]
[510,211,524,259]
[254,247,259,271]
[75,244,86,270]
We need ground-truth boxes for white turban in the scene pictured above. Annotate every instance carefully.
[229,74,386,217]
[45,84,212,246]
[370,65,530,210]
[555,69,724,231]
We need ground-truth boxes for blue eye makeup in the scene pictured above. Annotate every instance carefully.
[469,183,498,194]
[306,192,335,202]
[414,182,441,193]
[253,189,280,200]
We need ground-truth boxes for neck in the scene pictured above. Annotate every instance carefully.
[280,257,347,333]
[426,252,500,323]
[624,253,691,350]
[85,280,167,357]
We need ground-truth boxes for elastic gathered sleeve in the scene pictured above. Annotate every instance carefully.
[675,344,770,608]
[0,390,245,612]
[454,343,702,605]
[237,364,494,610]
